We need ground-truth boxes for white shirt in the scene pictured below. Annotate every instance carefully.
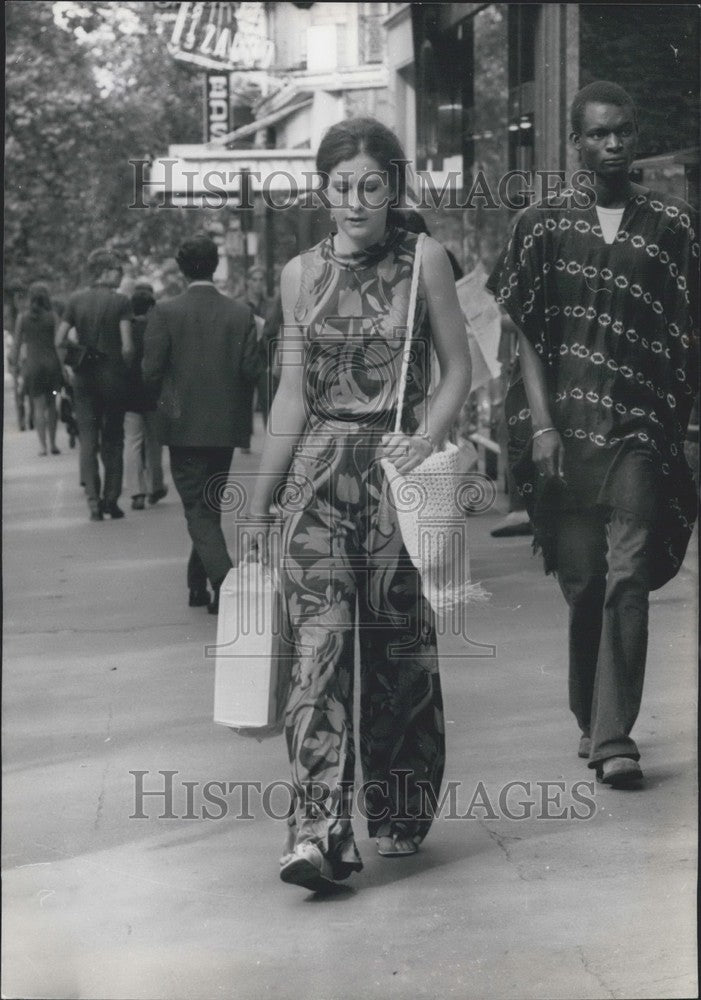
[595,205,626,244]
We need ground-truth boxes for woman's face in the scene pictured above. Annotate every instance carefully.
[326,153,391,249]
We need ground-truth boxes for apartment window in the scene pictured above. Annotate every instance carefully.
[359,2,388,64]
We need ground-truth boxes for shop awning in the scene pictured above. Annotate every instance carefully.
[209,97,313,148]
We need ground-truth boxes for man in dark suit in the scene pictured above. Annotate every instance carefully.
[142,235,262,614]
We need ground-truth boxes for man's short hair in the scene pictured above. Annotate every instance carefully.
[570,81,637,135]
[176,235,219,281]
[87,248,121,282]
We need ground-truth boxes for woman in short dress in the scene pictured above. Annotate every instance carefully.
[247,118,472,891]
[13,283,63,456]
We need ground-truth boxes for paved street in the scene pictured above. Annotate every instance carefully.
[2,394,697,1000]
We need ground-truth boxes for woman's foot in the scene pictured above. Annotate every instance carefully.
[50,446,60,455]
[131,494,146,511]
[38,449,47,457]
[279,843,339,892]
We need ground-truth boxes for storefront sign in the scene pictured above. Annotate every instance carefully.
[169,2,275,72]
[204,72,232,141]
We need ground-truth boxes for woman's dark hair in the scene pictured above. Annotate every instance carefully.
[316,117,412,226]
[570,81,637,135]
[176,234,219,281]
[28,282,52,316]
[401,210,430,235]
[131,288,156,317]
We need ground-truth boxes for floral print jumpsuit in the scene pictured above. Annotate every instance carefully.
[280,227,445,878]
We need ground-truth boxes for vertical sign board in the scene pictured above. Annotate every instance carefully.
[204,72,232,142]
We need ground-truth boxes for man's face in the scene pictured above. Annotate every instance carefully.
[573,102,637,180]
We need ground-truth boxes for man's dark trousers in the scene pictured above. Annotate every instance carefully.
[169,446,234,592]
[73,371,125,506]
[555,506,654,769]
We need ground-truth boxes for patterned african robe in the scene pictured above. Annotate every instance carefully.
[487,189,698,588]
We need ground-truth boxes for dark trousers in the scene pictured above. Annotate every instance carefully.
[555,507,653,768]
[169,446,234,592]
[73,377,125,506]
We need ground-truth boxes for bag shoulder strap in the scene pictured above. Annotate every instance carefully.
[394,232,426,433]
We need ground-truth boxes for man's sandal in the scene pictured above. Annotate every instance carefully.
[376,824,419,857]
[597,756,643,788]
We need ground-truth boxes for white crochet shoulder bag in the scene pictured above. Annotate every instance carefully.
[380,233,488,612]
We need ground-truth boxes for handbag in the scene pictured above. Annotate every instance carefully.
[63,340,107,375]
[380,232,488,613]
[210,560,294,738]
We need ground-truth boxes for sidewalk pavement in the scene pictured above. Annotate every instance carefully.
[2,404,697,1000]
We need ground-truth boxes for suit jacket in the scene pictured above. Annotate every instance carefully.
[142,284,262,447]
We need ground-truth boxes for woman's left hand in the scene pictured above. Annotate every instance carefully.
[381,432,433,475]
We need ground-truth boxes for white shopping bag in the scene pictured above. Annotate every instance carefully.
[211,561,293,732]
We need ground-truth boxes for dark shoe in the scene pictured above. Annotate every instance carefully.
[279,843,339,892]
[50,446,61,455]
[597,756,643,788]
[89,502,103,522]
[189,587,210,608]
[102,502,125,519]
[148,487,168,505]
[131,495,146,511]
[578,734,592,759]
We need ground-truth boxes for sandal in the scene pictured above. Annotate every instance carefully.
[376,823,419,857]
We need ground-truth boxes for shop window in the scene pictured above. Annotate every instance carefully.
[507,4,537,172]
[579,4,699,159]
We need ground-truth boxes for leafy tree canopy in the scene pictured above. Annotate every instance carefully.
[5,1,208,307]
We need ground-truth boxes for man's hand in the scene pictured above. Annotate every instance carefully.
[532,428,565,480]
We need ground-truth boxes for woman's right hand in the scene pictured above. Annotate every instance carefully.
[532,428,565,481]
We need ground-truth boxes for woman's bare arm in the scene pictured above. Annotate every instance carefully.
[382,237,472,473]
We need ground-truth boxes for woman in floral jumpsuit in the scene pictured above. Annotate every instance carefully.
[248,118,472,891]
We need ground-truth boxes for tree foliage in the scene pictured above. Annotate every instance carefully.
[5,1,208,306]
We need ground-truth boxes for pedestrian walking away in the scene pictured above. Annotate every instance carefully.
[123,279,167,511]
[12,283,63,457]
[246,117,472,892]
[142,235,263,614]
[487,81,698,789]
[55,249,135,520]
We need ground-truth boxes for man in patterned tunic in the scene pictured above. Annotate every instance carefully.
[487,82,698,788]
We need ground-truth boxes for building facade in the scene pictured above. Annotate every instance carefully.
[150,1,394,294]
[384,2,699,275]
